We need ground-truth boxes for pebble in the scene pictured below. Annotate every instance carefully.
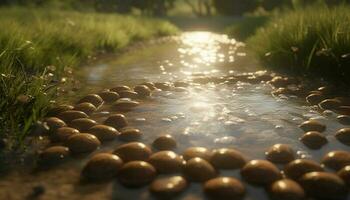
[149,176,187,199]
[269,76,290,88]
[78,94,104,108]
[45,117,66,131]
[58,110,88,123]
[38,146,70,166]
[182,147,212,161]
[47,104,74,116]
[335,128,350,146]
[88,125,119,142]
[318,99,341,110]
[118,90,139,99]
[66,133,101,154]
[154,82,172,91]
[74,102,97,115]
[299,172,348,200]
[69,118,97,132]
[299,131,328,149]
[174,81,189,87]
[142,82,156,90]
[337,115,350,125]
[118,128,142,142]
[113,142,152,162]
[104,114,128,130]
[110,85,131,93]
[118,161,156,187]
[299,120,326,132]
[209,148,246,170]
[148,151,185,174]
[306,93,324,105]
[50,127,79,142]
[82,153,123,181]
[98,91,120,102]
[321,151,350,171]
[335,106,350,115]
[134,85,151,97]
[204,177,246,200]
[284,159,324,180]
[240,160,281,186]
[265,144,295,164]
[183,157,217,182]
[152,134,177,150]
[269,179,305,200]
[337,165,350,186]
[112,100,139,111]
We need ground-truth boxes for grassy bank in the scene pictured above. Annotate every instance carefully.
[0,8,178,149]
[247,6,350,84]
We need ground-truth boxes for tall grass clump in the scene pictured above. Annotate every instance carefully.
[0,7,178,149]
[248,5,350,84]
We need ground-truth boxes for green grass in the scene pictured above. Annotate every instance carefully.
[248,5,350,84]
[0,7,178,149]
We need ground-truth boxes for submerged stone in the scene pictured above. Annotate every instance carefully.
[335,106,350,116]
[118,128,142,142]
[265,144,295,164]
[70,118,97,132]
[66,133,100,154]
[45,117,66,131]
[152,134,177,150]
[306,93,324,105]
[299,131,328,149]
[88,125,119,142]
[50,127,79,142]
[182,147,212,161]
[38,146,70,166]
[118,90,139,99]
[148,151,185,174]
[204,177,245,200]
[47,104,74,117]
[58,110,88,123]
[112,100,139,111]
[321,151,350,171]
[335,128,350,146]
[142,82,156,90]
[149,176,187,199]
[78,94,103,108]
[74,102,97,115]
[118,161,156,187]
[299,120,326,132]
[337,165,350,186]
[134,85,151,97]
[154,82,172,91]
[209,148,246,170]
[337,115,350,125]
[269,179,305,200]
[183,157,217,182]
[110,85,131,93]
[104,114,128,130]
[319,99,341,110]
[113,142,152,162]
[240,160,281,186]
[284,159,324,180]
[98,91,120,103]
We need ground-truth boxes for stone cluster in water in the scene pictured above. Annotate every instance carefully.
[37,71,350,200]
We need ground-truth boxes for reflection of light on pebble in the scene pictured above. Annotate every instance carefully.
[214,136,237,144]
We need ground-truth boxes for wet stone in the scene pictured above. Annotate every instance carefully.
[142,82,156,90]
[118,161,156,187]
[69,118,97,132]
[148,151,185,174]
[335,106,350,116]
[88,125,119,142]
[182,147,212,161]
[74,102,97,115]
[113,142,152,162]
[66,133,101,154]
[265,144,295,164]
[300,172,348,200]
[149,176,187,199]
[183,157,217,182]
[335,97,350,106]
[322,151,350,171]
[335,128,350,146]
[134,85,151,97]
[118,90,139,99]
[299,131,328,149]
[337,115,350,125]
[284,159,324,180]
[50,127,79,142]
[299,120,326,132]
[78,94,104,108]
[306,93,324,105]
[269,179,305,200]
[204,177,246,200]
[110,85,131,93]
[38,146,70,166]
[45,117,66,131]
[82,153,123,181]
[210,148,246,170]
[174,81,189,87]
[98,91,120,103]
[152,134,177,151]
[154,82,172,91]
[240,160,281,186]
[337,165,350,186]
[112,100,139,111]
[269,76,290,88]
[104,114,128,130]
[319,99,341,110]
[118,128,142,142]
[47,104,74,117]
[58,110,88,123]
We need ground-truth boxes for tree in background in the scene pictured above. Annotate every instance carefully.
[212,0,259,16]
[184,0,213,16]
[260,0,292,11]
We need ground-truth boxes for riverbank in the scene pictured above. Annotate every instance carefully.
[0,7,178,149]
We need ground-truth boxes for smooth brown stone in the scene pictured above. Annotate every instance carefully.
[272,88,291,96]
[299,131,328,149]
[322,151,350,171]
[337,165,350,186]
[182,147,212,161]
[152,135,177,151]
[58,110,88,123]
[148,151,185,174]
[284,159,324,180]
[113,142,152,162]
[134,85,151,97]
[47,104,74,116]
[337,115,350,125]
[210,148,246,170]
[50,127,79,142]
[88,125,119,142]
[82,153,123,181]
[269,76,290,88]
[118,161,156,187]
[335,106,350,116]
[45,117,66,131]
[306,93,324,105]
[69,118,97,132]
[39,146,70,166]
[204,177,245,200]
[118,128,142,142]
[98,91,120,103]
[319,99,341,110]
[174,81,189,87]
[270,179,305,200]
[118,90,139,99]
[78,94,103,108]
[300,172,347,200]
[112,100,139,111]
[240,160,281,186]
[110,85,131,93]
[74,102,97,115]
[142,82,156,90]
[104,114,128,130]
[66,133,100,154]
[335,128,350,146]
[265,144,295,164]
[150,176,187,199]
[154,82,172,91]
[299,120,326,132]
[183,157,217,182]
